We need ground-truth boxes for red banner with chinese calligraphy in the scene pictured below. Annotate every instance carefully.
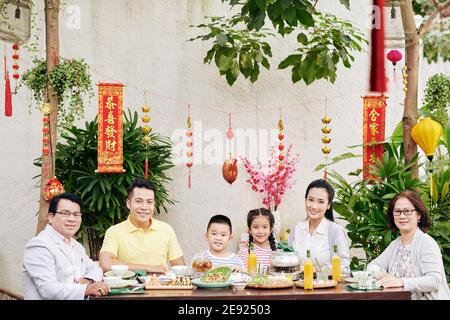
[363,95,386,181]
[96,83,125,173]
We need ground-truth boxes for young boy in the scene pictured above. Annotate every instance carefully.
[202,214,241,271]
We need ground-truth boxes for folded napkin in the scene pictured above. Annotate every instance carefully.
[277,242,295,252]
[133,270,147,277]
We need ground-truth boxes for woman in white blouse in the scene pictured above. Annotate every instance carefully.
[288,179,350,274]
[367,190,450,300]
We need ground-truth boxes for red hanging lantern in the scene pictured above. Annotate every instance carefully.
[386,49,402,82]
[223,113,238,185]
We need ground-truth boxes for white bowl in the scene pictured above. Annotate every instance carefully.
[103,276,122,286]
[111,264,129,277]
[171,265,189,277]
[231,282,247,291]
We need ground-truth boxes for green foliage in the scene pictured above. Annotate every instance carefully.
[21,58,94,128]
[192,0,366,86]
[329,141,423,270]
[33,110,175,259]
[189,15,273,86]
[413,0,450,63]
[279,13,366,85]
[420,73,450,127]
[423,170,450,281]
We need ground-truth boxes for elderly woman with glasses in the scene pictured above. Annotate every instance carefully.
[367,190,450,300]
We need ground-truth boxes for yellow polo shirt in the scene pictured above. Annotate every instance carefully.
[100,217,183,267]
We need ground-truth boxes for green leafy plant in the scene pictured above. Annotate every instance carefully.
[420,73,450,127]
[21,58,94,128]
[190,0,366,86]
[189,15,273,86]
[34,110,175,259]
[329,140,423,270]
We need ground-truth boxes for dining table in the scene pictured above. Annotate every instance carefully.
[91,283,411,300]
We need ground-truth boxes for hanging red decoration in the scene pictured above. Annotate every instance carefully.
[386,49,402,82]
[277,110,285,171]
[369,0,386,93]
[186,105,193,189]
[3,53,12,117]
[223,113,238,185]
[11,42,19,81]
[41,103,51,160]
[43,177,65,201]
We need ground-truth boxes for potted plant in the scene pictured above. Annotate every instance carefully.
[34,110,175,260]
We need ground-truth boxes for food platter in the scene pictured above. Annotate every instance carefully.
[104,270,136,279]
[191,279,232,289]
[245,275,294,289]
[294,279,337,289]
[144,284,194,290]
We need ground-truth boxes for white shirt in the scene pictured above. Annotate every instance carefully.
[48,225,82,282]
[292,218,331,267]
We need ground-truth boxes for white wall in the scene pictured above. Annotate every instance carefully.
[0,0,442,295]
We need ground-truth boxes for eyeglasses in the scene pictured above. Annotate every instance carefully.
[393,208,416,216]
[55,210,83,218]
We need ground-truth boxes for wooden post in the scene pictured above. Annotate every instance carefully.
[36,0,60,235]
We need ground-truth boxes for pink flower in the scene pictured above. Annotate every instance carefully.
[241,145,299,211]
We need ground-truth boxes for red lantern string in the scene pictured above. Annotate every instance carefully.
[278,109,285,171]
[186,104,193,189]
[11,43,19,82]
[41,102,52,179]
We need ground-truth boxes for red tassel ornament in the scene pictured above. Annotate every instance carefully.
[369,0,386,93]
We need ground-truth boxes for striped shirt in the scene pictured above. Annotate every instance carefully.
[202,250,241,269]
[238,244,275,270]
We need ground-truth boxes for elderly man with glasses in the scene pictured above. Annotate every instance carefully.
[23,193,109,300]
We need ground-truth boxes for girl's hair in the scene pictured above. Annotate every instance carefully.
[304,179,335,222]
[386,190,430,232]
[247,208,277,252]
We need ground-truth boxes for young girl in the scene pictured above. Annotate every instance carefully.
[238,208,277,271]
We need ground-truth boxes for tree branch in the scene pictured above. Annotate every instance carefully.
[418,0,450,37]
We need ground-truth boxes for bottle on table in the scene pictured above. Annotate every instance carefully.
[303,249,314,290]
[247,242,257,275]
[331,244,341,282]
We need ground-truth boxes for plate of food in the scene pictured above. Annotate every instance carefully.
[107,279,138,289]
[294,279,338,289]
[245,275,294,289]
[191,278,232,289]
[104,270,136,279]
[190,266,233,289]
[348,283,382,291]
[144,276,194,290]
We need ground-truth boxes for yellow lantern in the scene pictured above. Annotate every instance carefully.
[411,117,442,161]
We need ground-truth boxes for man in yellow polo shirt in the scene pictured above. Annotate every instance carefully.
[99,179,185,273]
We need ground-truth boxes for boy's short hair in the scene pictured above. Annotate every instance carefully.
[207,215,232,234]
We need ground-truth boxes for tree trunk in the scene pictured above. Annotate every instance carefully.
[36,0,60,235]
[401,0,419,178]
